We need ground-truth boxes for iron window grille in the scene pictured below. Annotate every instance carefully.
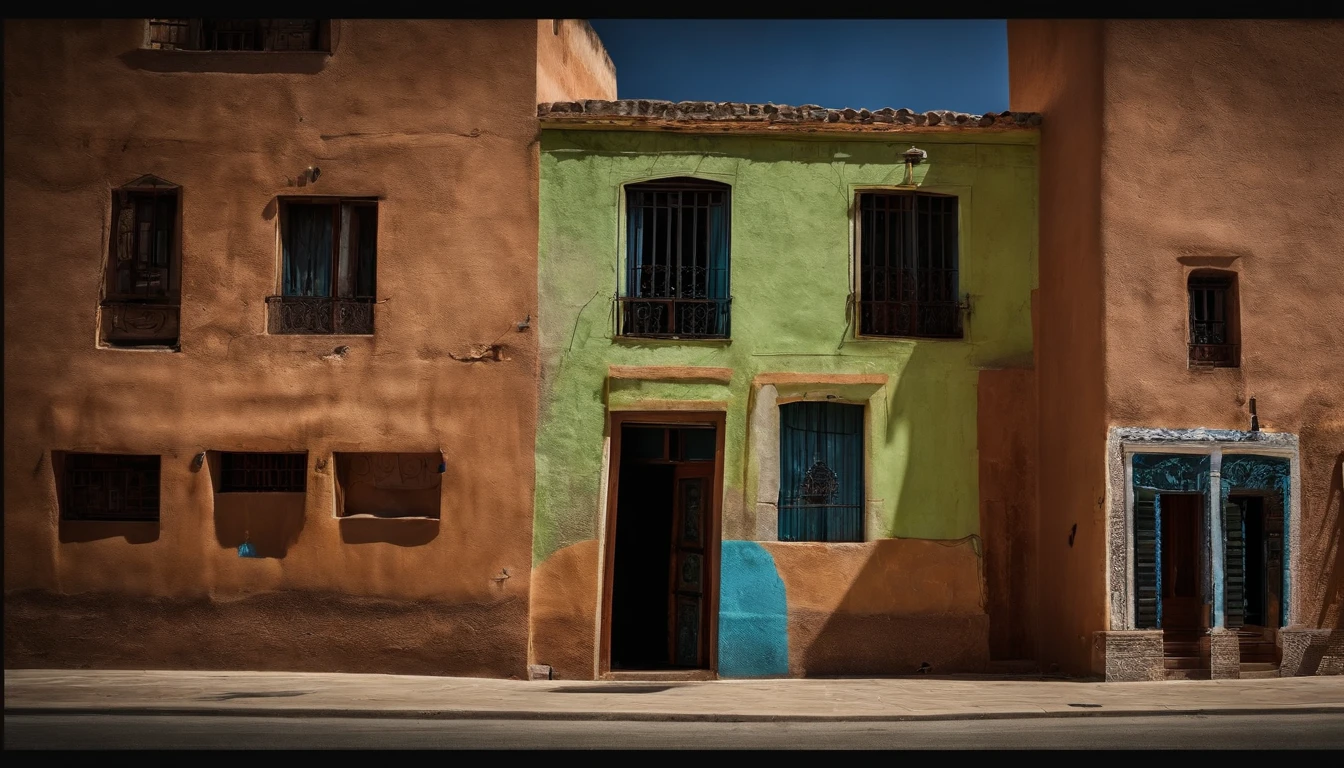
[219,452,307,493]
[1188,276,1238,367]
[101,179,181,348]
[617,178,732,340]
[62,454,161,522]
[147,19,323,51]
[268,199,377,335]
[778,402,865,543]
[856,191,963,339]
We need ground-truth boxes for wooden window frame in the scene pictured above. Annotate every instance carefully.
[1187,270,1240,368]
[268,196,378,335]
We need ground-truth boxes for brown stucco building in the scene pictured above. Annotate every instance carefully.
[3,19,614,677]
[1009,20,1344,680]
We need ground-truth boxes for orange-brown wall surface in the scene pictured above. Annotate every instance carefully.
[1099,20,1344,630]
[1007,20,1108,675]
[536,20,616,104]
[2,19,592,677]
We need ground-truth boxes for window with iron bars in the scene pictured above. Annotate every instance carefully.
[856,191,962,339]
[778,402,865,543]
[268,198,377,335]
[147,19,324,52]
[618,178,731,340]
[61,453,161,522]
[1188,273,1239,367]
[102,179,181,348]
[218,452,308,493]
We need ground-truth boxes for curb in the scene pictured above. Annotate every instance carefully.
[6,705,1344,723]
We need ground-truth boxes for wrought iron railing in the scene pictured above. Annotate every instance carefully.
[615,296,731,340]
[147,19,319,51]
[1189,342,1239,367]
[267,296,374,335]
[101,301,180,347]
[857,268,964,339]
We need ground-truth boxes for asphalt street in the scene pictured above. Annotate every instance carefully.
[5,713,1344,749]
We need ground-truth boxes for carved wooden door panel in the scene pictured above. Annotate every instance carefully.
[668,462,711,668]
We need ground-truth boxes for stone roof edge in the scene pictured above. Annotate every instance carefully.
[538,100,1041,130]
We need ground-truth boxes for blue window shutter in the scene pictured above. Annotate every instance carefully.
[1134,488,1160,629]
[778,402,864,543]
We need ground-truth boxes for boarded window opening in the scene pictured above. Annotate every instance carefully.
[856,191,961,339]
[778,402,865,542]
[334,452,441,519]
[60,453,161,522]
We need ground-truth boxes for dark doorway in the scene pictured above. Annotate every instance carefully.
[1227,493,1284,664]
[608,422,717,671]
[1159,493,1204,632]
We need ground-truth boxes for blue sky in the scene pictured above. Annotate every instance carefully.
[587,20,1008,114]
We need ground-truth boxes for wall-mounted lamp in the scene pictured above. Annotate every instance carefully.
[306,166,321,183]
[1249,397,1260,432]
[438,450,447,474]
[191,451,206,471]
[901,146,927,186]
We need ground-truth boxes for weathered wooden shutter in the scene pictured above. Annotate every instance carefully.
[1134,488,1160,629]
[1224,498,1246,629]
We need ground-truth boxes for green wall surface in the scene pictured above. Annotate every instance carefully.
[534,129,1038,566]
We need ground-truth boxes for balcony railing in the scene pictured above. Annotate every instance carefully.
[100,301,180,347]
[1189,343,1239,367]
[267,296,374,335]
[615,296,731,340]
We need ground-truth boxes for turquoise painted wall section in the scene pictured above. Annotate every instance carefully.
[718,541,789,677]
[534,129,1039,565]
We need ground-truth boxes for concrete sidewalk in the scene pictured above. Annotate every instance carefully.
[5,670,1344,723]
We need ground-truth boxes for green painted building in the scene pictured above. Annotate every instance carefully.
[528,101,1041,680]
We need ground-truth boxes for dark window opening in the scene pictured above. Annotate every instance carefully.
[618,178,731,339]
[102,182,181,348]
[334,452,441,519]
[147,19,325,52]
[857,191,961,339]
[219,452,307,493]
[1226,494,1284,630]
[62,453,161,522]
[1188,273,1239,367]
[778,402,865,542]
[268,199,377,335]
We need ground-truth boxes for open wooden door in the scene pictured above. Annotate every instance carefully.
[668,462,712,667]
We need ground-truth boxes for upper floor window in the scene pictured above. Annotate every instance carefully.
[147,19,326,52]
[617,178,731,340]
[777,402,865,543]
[101,176,181,348]
[267,198,377,335]
[61,453,161,522]
[856,191,962,339]
[1188,272,1239,367]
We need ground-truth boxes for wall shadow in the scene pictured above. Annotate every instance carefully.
[58,521,160,544]
[338,517,439,546]
[1315,450,1344,629]
[213,493,306,559]
[118,49,329,75]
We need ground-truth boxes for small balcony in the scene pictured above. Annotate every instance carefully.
[266,296,374,335]
[1189,342,1239,368]
[615,296,732,340]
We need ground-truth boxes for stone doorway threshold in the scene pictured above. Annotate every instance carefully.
[601,669,717,682]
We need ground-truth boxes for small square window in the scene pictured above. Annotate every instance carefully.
[218,452,307,493]
[61,453,161,522]
[147,19,326,52]
[334,452,441,519]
